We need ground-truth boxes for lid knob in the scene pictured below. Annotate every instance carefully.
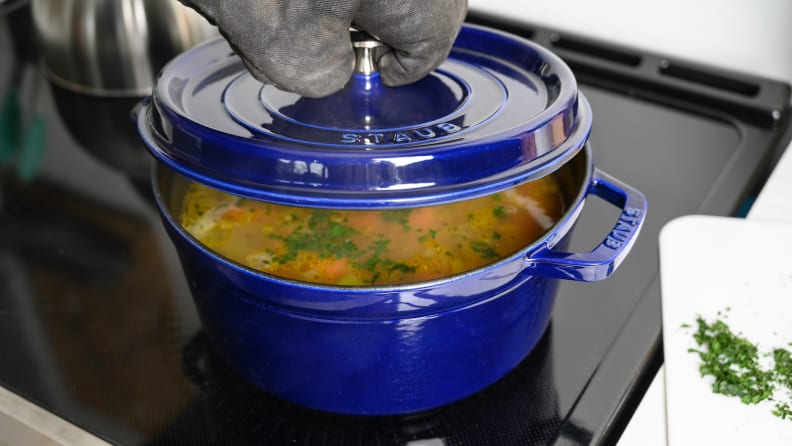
[351,30,383,75]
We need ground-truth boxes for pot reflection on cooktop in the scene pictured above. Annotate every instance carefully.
[156,326,591,446]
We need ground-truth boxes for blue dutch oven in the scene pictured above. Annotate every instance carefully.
[137,24,647,415]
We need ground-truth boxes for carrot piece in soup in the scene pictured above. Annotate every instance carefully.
[222,208,250,223]
[409,207,436,231]
[325,258,350,281]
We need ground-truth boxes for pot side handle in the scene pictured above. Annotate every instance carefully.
[525,169,647,282]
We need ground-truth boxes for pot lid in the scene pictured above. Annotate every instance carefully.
[138,24,592,208]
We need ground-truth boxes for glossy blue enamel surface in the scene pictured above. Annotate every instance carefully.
[176,244,559,415]
[138,24,585,209]
[243,71,470,139]
[151,145,648,414]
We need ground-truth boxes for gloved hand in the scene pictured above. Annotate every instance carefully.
[178,0,467,98]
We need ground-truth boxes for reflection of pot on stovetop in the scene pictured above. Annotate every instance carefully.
[30,0,217,188]
[174,327,585,445]
[137,25,647,415]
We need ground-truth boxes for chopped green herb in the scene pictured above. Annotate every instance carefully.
[774,348,792,388]
[418,229,437,243]
[357,239,391,272]
[493,206,507,218]
[387,261,417,275]
[774,402,792,420]
[270,211,361,263]
[690,316,773,405]
[382,209,411,232]
[355,239,413,283]
[687,314,792,422]
[358,259,417,284]
[471,241,499,259]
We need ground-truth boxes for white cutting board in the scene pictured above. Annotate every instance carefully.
[660,215,792,445]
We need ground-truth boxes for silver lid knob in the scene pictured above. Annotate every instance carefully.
[351,30,383,75]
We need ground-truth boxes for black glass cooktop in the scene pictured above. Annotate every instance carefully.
[1,6,790,445]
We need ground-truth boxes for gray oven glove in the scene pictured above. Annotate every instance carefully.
[177,0,467,98]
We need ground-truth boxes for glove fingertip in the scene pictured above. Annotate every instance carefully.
[377,51,440,87]
[244,54,355,99]
[295,67,354,98]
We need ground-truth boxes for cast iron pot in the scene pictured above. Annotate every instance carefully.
[152,144,644,415]
[139,24,647,415]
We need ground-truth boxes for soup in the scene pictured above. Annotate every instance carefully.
[179,177,565,286]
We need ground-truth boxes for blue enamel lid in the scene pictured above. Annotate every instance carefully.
[138,24,592,209]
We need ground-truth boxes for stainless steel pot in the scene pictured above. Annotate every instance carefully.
[31,0,217,193]
[32,0,217,96]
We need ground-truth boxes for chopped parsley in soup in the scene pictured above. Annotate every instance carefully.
[179,177,565,286]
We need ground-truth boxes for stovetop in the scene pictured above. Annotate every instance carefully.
[1,7,790,446]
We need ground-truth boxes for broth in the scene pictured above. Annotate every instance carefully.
[179,177,565,286]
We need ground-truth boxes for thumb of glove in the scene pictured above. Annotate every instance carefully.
[354,0,467,87]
